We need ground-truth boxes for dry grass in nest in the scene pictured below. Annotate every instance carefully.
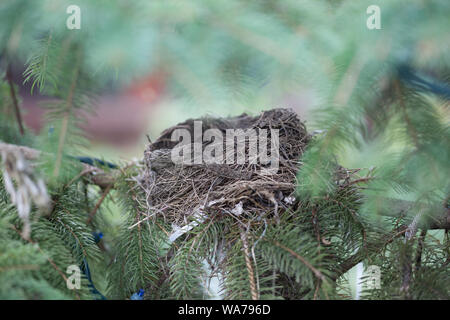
[138,108,311,240]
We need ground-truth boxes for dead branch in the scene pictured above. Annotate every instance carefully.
[0,141,118,188]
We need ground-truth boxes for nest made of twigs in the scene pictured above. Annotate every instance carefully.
[139,108,311,231]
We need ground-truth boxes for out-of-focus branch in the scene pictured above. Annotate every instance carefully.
[332,204,449,282]
[379,198,450,230]
[332,225,408,281]
[0,141,118,188]
[6,64,25,135]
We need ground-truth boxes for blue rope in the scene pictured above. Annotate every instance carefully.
[72,156,118,169]
[77,232,107,300]
[80,257,107,300]
[397,64,450,100]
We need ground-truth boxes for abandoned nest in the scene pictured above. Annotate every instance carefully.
[139,108,311,241]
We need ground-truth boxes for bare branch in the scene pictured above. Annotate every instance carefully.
[6,64,24,135]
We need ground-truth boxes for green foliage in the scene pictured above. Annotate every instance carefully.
[362,230,450,299]
[0,0,449,300]
[0,175,98,299]
[0,215,69,300]
[106,167,165,299]
[168,234,206,299]
[23,35,58,95]
[0,79,34,146]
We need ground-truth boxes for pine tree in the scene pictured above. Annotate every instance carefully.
[0,0,448,300]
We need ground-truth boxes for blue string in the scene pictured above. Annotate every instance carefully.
[130,289,145,300]
[397,64,450,100]
[76,232,107,300]
[46,127,118,169]
[71,156,118,169]
[80,257,107,300]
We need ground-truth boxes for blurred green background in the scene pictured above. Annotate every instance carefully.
[2,0,447,162]
[1,0,448,299]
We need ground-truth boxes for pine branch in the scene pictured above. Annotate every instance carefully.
[10,224,81,300]
[86,185,112,225]
[22,33,56,94]
[53,51,81,178]
[106,167,163,299]
[414,230,426,273]
[272,240,326,283]
[333,225,409,281]
[0,142,118,188]
[400,244,413,299]
[5,64,24,135]
[381,198,450,230]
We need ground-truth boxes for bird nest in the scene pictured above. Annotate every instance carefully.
[139,108,310,242]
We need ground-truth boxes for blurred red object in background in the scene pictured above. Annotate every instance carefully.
[79,71,166,147]
[21,71,166,148]
[124,70,166,104]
